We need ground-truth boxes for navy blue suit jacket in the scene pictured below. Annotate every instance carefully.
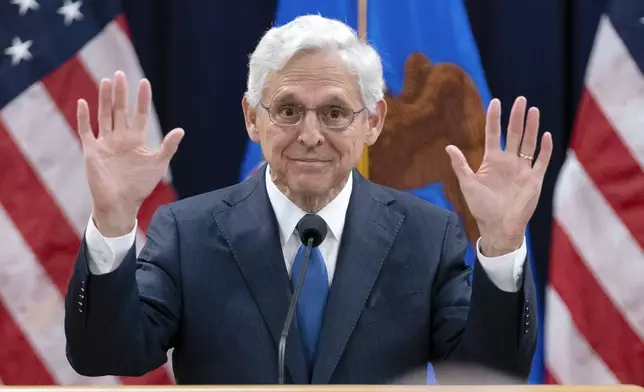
[64,166,537,384]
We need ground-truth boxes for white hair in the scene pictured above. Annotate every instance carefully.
[244,14,385,114]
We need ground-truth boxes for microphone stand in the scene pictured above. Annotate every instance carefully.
[278,237,314,384]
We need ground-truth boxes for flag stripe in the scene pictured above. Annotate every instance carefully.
[164,348,175,383]
[135,231,146,255]
[544,287,619,384]
[572,89,644,250]
[138,183,176,233]
[544,370,559,385]
[0,302,54,385]
[549,222,644,385]
[42,57,100,140]
[553,152,644,341]
[0,206,120,386]
[119,368,173,385]
[0,118,80,293]
[585,16,644,170]
[606,4,644,76]
[115,14,131,39]
[0,119,108,383]
[1,83,92,236]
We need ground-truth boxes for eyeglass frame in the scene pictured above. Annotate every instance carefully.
[258,101,367,131]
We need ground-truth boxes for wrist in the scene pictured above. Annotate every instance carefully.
[479,234,524,257]
[91,206,137,237]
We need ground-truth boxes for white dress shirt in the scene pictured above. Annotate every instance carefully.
[85,167,527,292]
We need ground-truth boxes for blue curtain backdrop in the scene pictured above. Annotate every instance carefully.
[122,0,610,384]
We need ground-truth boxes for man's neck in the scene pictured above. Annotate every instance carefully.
[270,168,350,213]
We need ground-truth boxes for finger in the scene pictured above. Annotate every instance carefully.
[505,96,527,154]
[533,132,553,177]
[132,79,151,133]
[76,99,95,146]
[519,107,540,161]
[157,128,185,163]
[97,79,113,138]
[113,71,129,132]
[484,98,502,153]
[445,145,474,183]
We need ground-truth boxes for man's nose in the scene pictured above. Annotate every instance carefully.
[297,111,324,146]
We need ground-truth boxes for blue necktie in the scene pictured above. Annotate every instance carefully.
[291,243,328,369]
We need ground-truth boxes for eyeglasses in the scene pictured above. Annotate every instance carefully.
[259,101,366,130]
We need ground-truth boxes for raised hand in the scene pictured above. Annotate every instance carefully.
[445,96,553,256]
[77,71,184,237]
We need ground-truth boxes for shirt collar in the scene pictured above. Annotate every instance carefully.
[265,165,353,246]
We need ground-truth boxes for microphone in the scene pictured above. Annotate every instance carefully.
[278,213,327,384]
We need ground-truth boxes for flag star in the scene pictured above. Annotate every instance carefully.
[4,36,33,66]
[10,0,39,15]
[640,16,644,24]
[57,0,83,26]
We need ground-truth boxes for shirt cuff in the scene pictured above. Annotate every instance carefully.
[475,236,527,292]
[85,215,137,275]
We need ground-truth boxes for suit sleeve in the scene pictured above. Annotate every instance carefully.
[64,205,182,377]
[429,212,537,381]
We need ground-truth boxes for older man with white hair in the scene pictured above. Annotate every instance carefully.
[64,14,551,385]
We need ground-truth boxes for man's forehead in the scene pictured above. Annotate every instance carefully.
[263,73,361,104]
[269,85,352,101]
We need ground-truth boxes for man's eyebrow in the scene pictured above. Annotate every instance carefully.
[268,91,298,103]
[268,91,355,105]
[321,95,353,105]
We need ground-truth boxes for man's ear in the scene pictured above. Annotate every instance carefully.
[242,96,260,142]
[365,99,387,146]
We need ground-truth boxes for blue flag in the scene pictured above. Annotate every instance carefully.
[238,0,541,383]
[367,0,492,272]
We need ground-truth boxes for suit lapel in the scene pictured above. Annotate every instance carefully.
[213,165,309,384]
[311,172,404,384]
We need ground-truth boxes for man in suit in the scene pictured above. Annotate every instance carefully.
[65,14,552,384]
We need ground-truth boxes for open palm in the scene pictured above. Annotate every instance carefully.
[445,97,553,252]
[77,71,184,236]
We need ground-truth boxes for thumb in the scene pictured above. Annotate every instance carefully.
[158,128,185,162]
[445,145,474,182]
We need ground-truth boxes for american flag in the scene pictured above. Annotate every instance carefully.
[0,0,176,385]
[545,0,644,386]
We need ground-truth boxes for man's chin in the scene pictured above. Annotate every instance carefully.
[288,176,333,196]
[290,183,330,197]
